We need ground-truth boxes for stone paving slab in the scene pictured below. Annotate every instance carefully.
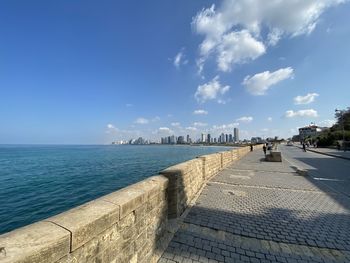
[159,149,350,263]
[160,225,350,263]
[184,183,350,250]
[213,168,325,192]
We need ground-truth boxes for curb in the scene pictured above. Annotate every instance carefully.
[307,148,350,161]
[295,145,350,161]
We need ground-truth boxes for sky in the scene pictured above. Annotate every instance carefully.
[0,0,350,144]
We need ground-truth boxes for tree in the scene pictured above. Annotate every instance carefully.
[334,107,350,131]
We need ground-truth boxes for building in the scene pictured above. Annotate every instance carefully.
[251,137,263,144]
[201,133,206,143]
[298,125,323,140]
[207,134,211,144]
[220,133,225,143]
[234,128,239,142]
[186,135,190,143]
[169,135,176,144]
[177,136,185,144]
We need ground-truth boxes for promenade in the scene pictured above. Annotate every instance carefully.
[304,147,350,160]
[159,146,350,263]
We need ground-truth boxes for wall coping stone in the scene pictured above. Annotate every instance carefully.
[45,198,120,252]
[0,221,70,263]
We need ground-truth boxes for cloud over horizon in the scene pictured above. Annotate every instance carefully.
[193,109,208,115]
[294,93,319,105]
[195,76,230,103]
[285,109,318,118]
[236,116,253,123]
[242,67,294,95]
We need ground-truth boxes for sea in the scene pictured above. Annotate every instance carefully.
[0,144,233,234]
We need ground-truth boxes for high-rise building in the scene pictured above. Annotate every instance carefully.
[186,135,190,143]
[177,136,185,144]
[201,133,206,143]
[207,134,211,144]
[229,134,233,142]
[221,133,225,143]
[234,128,239,142]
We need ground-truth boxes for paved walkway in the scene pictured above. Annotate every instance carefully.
[304,147,350,160]
[158,149,350,263]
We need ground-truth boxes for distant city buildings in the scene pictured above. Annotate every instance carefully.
[251,137,263,144]
[111,128,248,145]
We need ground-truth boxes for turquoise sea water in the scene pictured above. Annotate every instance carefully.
[0,144,232,234]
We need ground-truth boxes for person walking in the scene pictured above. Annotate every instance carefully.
[250,144,253,151]
[302,142,306,152]
[263,144,267,156]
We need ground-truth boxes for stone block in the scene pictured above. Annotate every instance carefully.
[265,151,282,162]
[46,199,119,251]
[103,186,146,219]
[0,221,70,263]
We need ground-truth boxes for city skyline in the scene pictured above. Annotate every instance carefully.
[0,1,349,144]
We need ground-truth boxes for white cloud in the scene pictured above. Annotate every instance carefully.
[195,76,230,103]
[134,117,149,124]
[216,30,266,72]
[186,126,198,131]
[171,122,181,127]
[318,119,336,127]
[211,122,239,134]
[236,116,253,123]
[106,123,118,133]
[192,0,345,73]
[285,109,318,118]
[193,122,208,127]
[267,117,273,121]
[242,67,294,95]
[173,48,188,69]
[294,93,319,105]
[193,109,208,115]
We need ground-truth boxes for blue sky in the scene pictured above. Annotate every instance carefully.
[0,0,349,144]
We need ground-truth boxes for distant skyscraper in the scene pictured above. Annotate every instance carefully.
[229,134,233,142]
[221,133,225,143]
[177,136,185,144]
[186,134,190,143]
[207,134,211,144]
[201,133,206,143]
[234,128,239,142]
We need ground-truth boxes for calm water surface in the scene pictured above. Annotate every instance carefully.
[0,144,232,234]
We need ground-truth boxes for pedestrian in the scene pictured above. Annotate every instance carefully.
[263,144,267,156]
[250,144,253,151]
[302,142,306,152]
[337,141,341,151]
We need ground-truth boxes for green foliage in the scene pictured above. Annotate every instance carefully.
[334,107,350,131]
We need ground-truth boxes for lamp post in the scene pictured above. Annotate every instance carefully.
[335,109,345,151]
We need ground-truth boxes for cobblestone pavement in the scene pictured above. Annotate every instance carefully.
[159,149,350,263]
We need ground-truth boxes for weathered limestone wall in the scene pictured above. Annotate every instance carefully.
[220,151,233,168]
[0,145,257,263]
[198,153,222,180]
[0,176,168,263]
[159,158,204,218]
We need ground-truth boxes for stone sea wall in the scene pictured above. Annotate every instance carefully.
[0,145,262,263]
